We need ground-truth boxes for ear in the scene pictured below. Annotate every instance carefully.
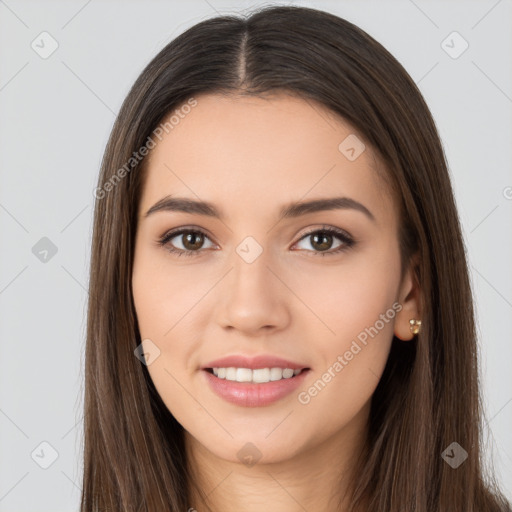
[394,252,422,341]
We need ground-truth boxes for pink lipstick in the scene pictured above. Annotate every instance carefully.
[201,354,310,407]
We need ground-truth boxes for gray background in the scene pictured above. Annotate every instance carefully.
[0,0,511,510]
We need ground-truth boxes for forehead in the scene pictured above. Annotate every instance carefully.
[139,93,395,224]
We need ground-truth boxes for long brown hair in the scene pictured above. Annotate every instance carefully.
[81,5,511,511]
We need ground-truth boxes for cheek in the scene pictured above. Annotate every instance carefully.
[131,268,194,427]
[292,248,400,427]
[132,246,206,341]
[290,242,400,344]
[131,248,209,418]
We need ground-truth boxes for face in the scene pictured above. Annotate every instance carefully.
[132,92,418,465]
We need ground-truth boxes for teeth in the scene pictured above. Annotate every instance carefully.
[236,368,252,382]
[211,367,303,383]
[270,367,283,381]
[253,368,270,383]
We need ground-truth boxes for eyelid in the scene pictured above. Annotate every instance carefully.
[159,225,217,243]
[295,224,353,243]
[157,226,218,254]
[158,224,355,256]
[291,225,355,254]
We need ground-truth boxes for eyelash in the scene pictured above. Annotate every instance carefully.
[157,225,355,258]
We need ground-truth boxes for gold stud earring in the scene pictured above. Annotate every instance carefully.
[409,318,422,335]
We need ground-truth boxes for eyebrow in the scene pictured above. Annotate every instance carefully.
[144,195,375,222]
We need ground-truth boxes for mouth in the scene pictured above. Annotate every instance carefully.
[203,366,310,384]
[202,366,311,407]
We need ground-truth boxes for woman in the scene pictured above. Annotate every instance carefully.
[82,5,511,511]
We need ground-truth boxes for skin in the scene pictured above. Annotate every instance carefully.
[132,92,421,512]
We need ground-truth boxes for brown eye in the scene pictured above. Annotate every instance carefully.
[181,232,205,251]
[293,226,355,256]
[310,232,335,252]
[158,229,215,257]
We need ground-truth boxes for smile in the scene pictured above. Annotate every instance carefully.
[202,367,311,407]
[208,367,304,383]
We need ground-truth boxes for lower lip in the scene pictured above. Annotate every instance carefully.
[202,369,310,407]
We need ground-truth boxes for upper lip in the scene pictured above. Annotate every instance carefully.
[201,355,309,371]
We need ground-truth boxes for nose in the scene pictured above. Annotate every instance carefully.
[214,245,291,335]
